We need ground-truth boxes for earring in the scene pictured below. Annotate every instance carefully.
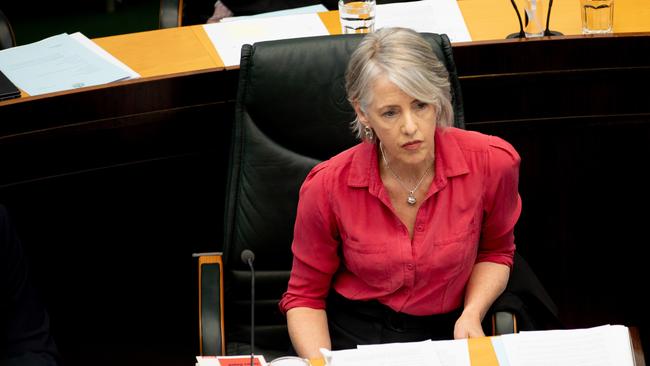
[364,125,374,142]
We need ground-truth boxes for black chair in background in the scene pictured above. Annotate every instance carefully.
[195,32,557,358]
[0,9,16,50]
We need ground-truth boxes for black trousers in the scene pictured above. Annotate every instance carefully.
[326,291,462,350]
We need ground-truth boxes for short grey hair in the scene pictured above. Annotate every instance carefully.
[345,27,455,141]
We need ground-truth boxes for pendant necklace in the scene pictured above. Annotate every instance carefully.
[379,142,432,206]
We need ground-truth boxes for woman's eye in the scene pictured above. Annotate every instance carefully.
[382,110,397,118]
[415,102,427,110]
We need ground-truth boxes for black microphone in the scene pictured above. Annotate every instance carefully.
[241,249,256,366]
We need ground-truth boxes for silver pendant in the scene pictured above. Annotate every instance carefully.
[407,192,417,205]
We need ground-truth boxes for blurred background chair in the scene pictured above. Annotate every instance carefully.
[0,9,16,50]
[196,31,558,358]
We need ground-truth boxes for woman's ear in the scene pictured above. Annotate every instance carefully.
[352,100,368,124]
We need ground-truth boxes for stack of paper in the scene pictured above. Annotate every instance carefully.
[322,339,470,366]
[0,32,139,96]
[497,324,635,366]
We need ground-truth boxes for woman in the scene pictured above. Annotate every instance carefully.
[279,27,521,359]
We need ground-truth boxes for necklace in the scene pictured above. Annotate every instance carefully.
[379,142,432,206]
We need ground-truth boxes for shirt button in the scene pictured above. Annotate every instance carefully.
[416,225,424,232]
[406,264,414,270]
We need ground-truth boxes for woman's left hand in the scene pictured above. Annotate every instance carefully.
[453,311,485,339]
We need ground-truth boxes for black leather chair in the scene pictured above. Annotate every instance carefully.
[0,9,16,50]
[196,32,558,358]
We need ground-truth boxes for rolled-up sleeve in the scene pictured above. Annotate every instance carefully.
[477,136,522,268]
[279,163,341,313]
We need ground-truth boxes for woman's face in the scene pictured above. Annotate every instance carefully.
[355,74,437,168]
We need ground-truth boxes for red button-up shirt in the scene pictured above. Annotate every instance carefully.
[279,127,521,316]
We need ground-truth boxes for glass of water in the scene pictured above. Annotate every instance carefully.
[338,0,376,34]
[581,0,614,34]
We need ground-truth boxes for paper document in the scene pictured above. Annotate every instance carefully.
[221,4,328,22]
[0,33,136,96]
[375,0,472,43]
[327,340,444,366]
[358,339,469,366]
[500,325,635,366]
[69,32,140,79]
[203,13,329,67]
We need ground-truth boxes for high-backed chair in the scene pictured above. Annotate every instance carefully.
[0,9,16,50]
[196,32,558,358]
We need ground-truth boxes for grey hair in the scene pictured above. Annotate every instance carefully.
[345,27,455,141]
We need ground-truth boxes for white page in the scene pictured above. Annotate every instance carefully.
[374,0,472,43]
[0,33,133,95]
[70,32,140,79]
[357,339,468,366]
[501,325,635,366]
[330,340,443,366]
[203,13,329,67]
[221,4,328,22]
[429,339,470,366]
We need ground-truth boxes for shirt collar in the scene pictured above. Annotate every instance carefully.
[348,127,470,189]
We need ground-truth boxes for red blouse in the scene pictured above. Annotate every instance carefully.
[279,127,521,316]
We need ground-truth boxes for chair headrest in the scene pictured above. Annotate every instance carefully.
[237,33,464,161]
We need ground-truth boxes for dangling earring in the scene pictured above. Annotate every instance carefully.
[364,125,374,142]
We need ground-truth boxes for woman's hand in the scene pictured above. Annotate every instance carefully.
[453,310,485,339]
[287,307,331,359]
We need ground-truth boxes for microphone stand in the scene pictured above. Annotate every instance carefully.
[544,0,562,36]
[249,259,255,366]
[506,0,525,39]
[241,249,256,366]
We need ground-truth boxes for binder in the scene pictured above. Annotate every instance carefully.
[0,69,20,101]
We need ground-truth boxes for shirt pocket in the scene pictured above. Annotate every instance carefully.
[430,224,481,280]
[342,238,400,292]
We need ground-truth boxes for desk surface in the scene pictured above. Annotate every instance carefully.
[1,0,649,100]
[89,0,650,79]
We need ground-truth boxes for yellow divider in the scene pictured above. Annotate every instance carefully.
[468,337,500,366]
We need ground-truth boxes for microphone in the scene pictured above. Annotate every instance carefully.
[241,249,256,366]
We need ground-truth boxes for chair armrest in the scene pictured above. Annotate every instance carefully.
[159,0,184,28]
[490,311,518,336]
[194,252,225,356]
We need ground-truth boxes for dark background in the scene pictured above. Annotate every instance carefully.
[2,0,159,45]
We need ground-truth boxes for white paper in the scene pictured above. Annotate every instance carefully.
[0,33,133,95]
[331,340,443,366]
[203,13,329,67]
[70,32,140,79]
[374,0,472,43]
[357,339,469,366]
[221,4,328,22]
[500,325,635,366]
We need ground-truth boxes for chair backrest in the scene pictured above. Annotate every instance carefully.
[223,33,465,355]
[0,9,16,50]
